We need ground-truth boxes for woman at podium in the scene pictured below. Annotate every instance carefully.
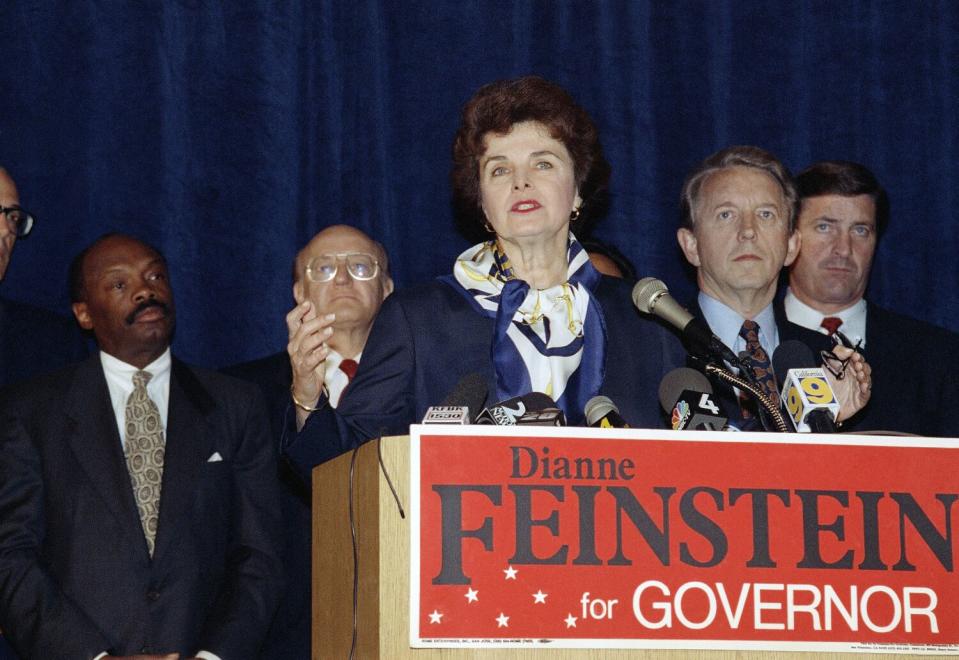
[283,76,685,473]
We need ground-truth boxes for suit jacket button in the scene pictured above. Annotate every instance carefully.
[147,589,160,602]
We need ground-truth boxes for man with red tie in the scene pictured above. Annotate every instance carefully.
[286,225,394,417]
[784,161,959,436]
[674,146,871,431]
[224,224,393,660]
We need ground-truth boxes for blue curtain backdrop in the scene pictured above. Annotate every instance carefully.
[1,0,956,367]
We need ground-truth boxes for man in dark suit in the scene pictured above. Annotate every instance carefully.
[0,234,282,659]
[0,166,86,390]
[224,224,393,660]
[784,160,959,436]
[675,146,871,430]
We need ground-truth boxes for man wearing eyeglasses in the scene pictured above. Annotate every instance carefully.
[223,223,392,660]
[0,168,33,281]
[286,225,394,422]
[784,161,959,436]
[0,166,86,390]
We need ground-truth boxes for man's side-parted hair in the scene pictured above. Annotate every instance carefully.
[680,145,798,232]
[795,160,889,236]
[451,75,610,239]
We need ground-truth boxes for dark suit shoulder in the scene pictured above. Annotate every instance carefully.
[387,278,474,314]
[220,352,292,440]
[0,297,88,388]
[862,301,959,382]
[0,358,87,413]
[868,302,959,343]
[222,351,290,388]
[174,359,265,403]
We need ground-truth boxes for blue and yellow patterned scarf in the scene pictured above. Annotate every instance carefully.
[441,233,607,424]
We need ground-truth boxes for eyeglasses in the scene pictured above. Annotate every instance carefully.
[1,205,34,238]
[819,330,862,380]
[305,252,380,282]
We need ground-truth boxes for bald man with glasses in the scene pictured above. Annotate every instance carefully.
[0,166,86,391]
[223,224,392,660]
[286,226,394,423]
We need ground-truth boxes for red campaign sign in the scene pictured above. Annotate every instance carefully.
[409,426,959,654]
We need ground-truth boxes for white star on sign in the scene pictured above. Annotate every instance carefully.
[564,613,577,628]
[532,590,547,604]
[496,612,510,628]
[465,587,479,603]
[503,565,518,580]
[428,610,443,624]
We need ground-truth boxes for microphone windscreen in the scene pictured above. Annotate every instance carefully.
[631,277,667,313]
[522,391,557,412]
[475,391,557,425]
[658,367,713,413]
[441,372,488,421]
[772,340,817,379]
[584,395,617,426]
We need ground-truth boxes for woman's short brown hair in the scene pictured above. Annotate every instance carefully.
[451,76,610,239]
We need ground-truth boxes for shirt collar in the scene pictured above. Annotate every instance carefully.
[100,347,172,381]
[698,291,779,358]
[324,347,343,375]
[783,288,867,346]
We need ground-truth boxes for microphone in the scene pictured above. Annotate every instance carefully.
[658,367,728,431]
[515,407,566,426]
[632,278,739,364]
[585,396,630,428]
[422,372,488,424]
[442,372,488,405]
[475,392,565,426]
[772,340,840,433]
[421,407,470,424]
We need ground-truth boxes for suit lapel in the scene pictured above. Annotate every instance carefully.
[153,359,210,560]
[64,355,144,536]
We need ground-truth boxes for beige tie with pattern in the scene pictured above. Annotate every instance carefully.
[124,370,165,557]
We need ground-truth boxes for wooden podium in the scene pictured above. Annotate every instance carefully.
[311,433,925,659]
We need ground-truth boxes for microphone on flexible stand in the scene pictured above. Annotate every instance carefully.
[632,277,739,365]
[702,361,790,433]
[632,277,786,432]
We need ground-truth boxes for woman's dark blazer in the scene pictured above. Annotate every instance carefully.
[284,276,687,474]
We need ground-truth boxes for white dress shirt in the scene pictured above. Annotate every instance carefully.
[100,348,171,444]
[783,288,868,348]
[324,348,361,408]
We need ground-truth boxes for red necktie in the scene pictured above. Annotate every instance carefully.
[820,316,843,336]
[339,358,358,382]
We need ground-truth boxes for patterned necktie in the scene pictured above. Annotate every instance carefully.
[738,320,780,416]
[124,370,165,557]
[820,316,843,336]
